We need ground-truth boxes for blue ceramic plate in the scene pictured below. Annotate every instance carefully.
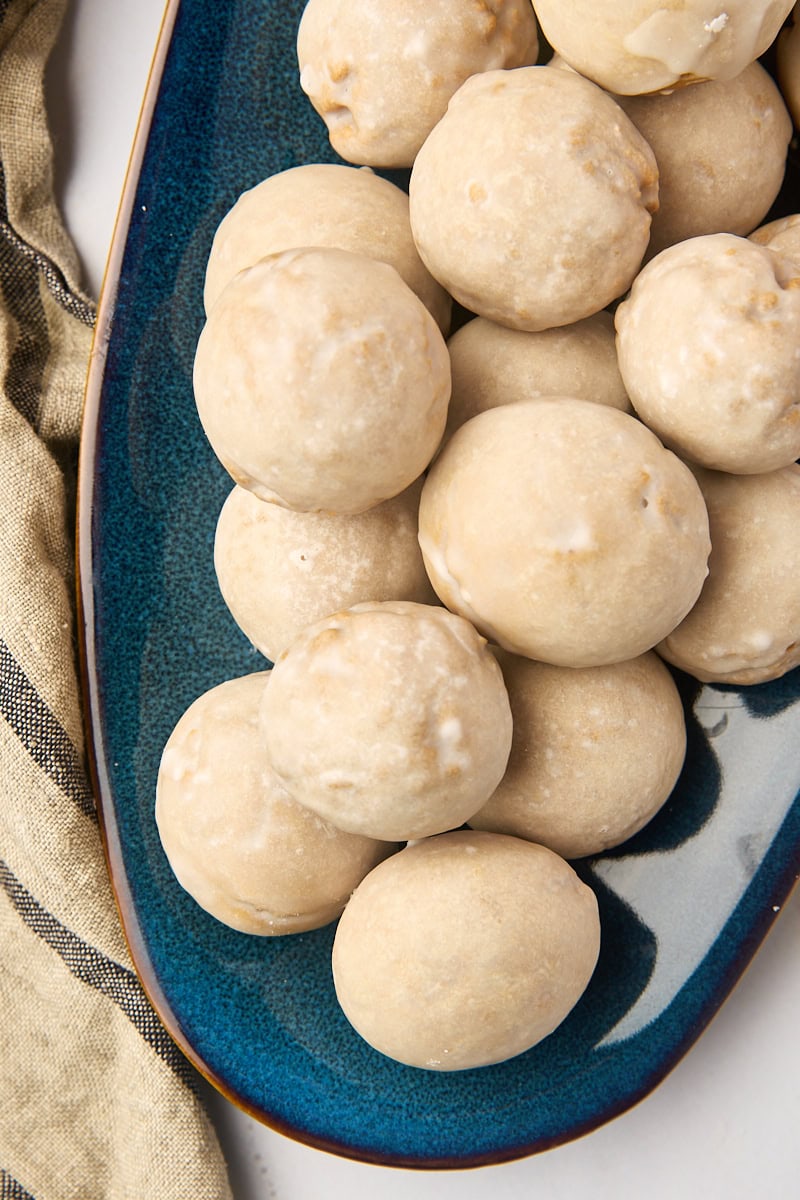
[78,0,800,1168]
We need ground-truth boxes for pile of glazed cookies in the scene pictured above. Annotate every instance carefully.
[157,0,800,1073]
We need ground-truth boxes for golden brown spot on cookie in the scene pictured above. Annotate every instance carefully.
[675,72,709,89]
[753,291,779,311]
[641,163,659,196]
[656,492,682,520]
[468,181,487,204]
[474,0,497,35]
[310,626,344,653]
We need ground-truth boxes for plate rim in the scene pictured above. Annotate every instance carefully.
[72,0,325,1159]
[73,0,800,1170]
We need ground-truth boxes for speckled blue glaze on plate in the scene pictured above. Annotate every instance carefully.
[77,0,800,1168]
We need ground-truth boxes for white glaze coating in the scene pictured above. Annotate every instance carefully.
[443,311,630,446]
[193,246,450,514]
[750,212,800,266]
[469,651,687,858]
[155,672,396,934]
[332,831,600,1070]
[296,0,539,167]
[658,465,800,684]
[616,233,800,474]
[614,62,791,257]
[419,398,710,667]
[533,0,794,94]
[409,66,658,331]
[777,2,800,126]
[203,163,450,331]
[213,478,436,662]
[261,601,513,841]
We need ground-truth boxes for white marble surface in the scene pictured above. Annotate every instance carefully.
[49,3,800,1197]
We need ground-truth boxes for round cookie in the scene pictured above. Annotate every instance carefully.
[615,233,800,474]
[261,601,513,841]
[469,651,687,859]
[296,0,540,168]
[533,0,795,95]
[331,830,601,1070]
[750,212,800,266]
[443,311,630,446]
[777,4,800,128]
[658,465,800,685]
[408,66,658,331]
[193,246,450,514]
[614,62,791,259]
[203,163,450,332]
[155,672,396,935]
[418,398,710,667]
[214,478,437,662]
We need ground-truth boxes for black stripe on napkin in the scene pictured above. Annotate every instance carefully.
[0,157,94,433]
[0,859,197,1090]
[0,638,96,821]
[0,208,95,327]
[0,208,47,428]
[0,1169,36,1200]
[0,159,94,328]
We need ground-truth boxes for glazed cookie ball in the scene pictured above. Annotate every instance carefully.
[777,4,800,127]
[155,673,396,935]
[533,0,795,95]
[750,212,800,266]
[193,246,450,514]
[203,163,450,332]
[658,466,800,685]
[615,63,791,259]
[296,0,540,168]
[214,478,436,662]
[469,651,687,859]
[409,66,658,331]
[615,233,800,474]
[443,312,630,445]
[418,398,711,667]
[332,831,601,1070]
[261,602,513,841]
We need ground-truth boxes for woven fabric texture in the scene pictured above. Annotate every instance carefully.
[0,2,233,1196]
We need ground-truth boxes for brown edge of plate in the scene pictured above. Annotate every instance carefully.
[72,0,258,1130]
[71,1,425,1165]
[72,2,800,1170]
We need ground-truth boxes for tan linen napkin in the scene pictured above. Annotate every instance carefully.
[0,1,233,1196]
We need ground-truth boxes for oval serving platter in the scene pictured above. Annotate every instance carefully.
[77,0,800,1169]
